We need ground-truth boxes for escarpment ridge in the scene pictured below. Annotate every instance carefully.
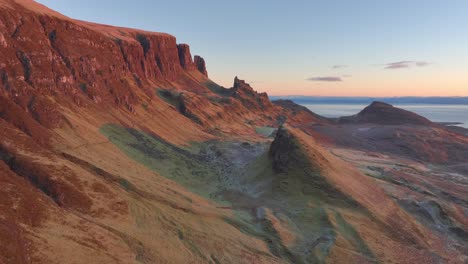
[0,1,467,264]
[0,0,208,113]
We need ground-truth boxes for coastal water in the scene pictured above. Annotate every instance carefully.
[302,104,468,128]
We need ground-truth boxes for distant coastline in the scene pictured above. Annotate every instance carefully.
[270,96,468,105]
[274,98,468,129]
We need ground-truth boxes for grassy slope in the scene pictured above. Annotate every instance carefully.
[100,123,382,263]
[100,124,218,199]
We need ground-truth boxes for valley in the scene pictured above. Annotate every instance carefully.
[0,1,467,263]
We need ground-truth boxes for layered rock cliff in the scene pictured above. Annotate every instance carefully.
[0,0,328,142]
[0,0,208,114]
[194,55,208,77]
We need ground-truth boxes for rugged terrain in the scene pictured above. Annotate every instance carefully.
[0,1,467,263]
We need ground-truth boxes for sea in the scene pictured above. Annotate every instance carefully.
[301,104,468,128]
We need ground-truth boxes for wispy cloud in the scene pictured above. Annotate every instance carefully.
[306,76,343,82]
[331,65,347,69]
[383,61,431,70]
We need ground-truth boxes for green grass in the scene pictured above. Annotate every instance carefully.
[118,178,135,192]
[241,150,339,263]
[207,96,231,105]
[100,124,218,198]
[292,206,337,264]
[177,229,184,240]
[203,81,233,96]
[100,124,374,263]
[334,212,376,261]
[255,126,276,137]
[156,88,181,108]
[238,128,376,263]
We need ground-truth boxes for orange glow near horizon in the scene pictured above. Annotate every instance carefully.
[213,68,468,97]
[262,79,468,97]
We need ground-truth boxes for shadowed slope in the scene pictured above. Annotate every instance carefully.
[262,125,463,263]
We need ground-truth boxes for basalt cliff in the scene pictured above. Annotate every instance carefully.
[1,1,467,264]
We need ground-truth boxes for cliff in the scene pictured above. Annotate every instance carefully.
[0,0,208,114]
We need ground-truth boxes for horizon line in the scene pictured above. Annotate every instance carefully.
[268,95,468,98]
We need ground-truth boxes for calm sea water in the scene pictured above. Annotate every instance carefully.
[302,104,468,128]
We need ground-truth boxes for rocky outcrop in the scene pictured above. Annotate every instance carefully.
[0,1,325,141]
[273,99,330,125]
[0,0,215,142]
[194,55,208,77]
[177,44,196,70]
[269,126,302,173]
[0,95,51,145]
[339,101,433,126]
[269,125,363,207]
[232,77,272,110]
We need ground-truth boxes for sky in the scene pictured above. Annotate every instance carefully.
[36,0,468,96]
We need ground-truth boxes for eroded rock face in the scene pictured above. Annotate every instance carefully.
[177,44,196,70]
[0,1,214,139]
[0,95,51,144]
[0,32,7,48]
[0,2,208,115]
[269,126,299,173]
[232,76,272,110]
[194,55,208,77]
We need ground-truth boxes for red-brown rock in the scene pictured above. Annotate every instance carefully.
[177,44,196,70]
[194,55,208,77]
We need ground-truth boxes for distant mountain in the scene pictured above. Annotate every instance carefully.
[338,101,433,126]
[270,96,468,105]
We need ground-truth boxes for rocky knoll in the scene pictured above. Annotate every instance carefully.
[231,76,272,110]
[318,101,468,164]
[273,99,330,125]
[264,125,463,262]
[339,101,433,126]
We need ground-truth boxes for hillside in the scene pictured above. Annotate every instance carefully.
[0,1,467,263]
[338,101,433,126]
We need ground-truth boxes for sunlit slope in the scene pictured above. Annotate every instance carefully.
[92,122,465,263]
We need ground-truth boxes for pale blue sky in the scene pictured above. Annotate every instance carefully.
[36,0,468,96]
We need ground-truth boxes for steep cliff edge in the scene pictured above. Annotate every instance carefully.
[0,0,324,142]
[0,0,209,116]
